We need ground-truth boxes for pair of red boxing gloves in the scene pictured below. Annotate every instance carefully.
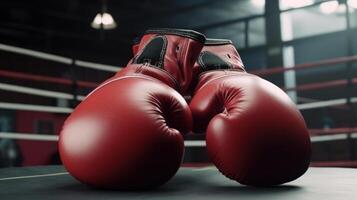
[59,28,311,189]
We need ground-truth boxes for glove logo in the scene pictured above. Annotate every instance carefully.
[198,51,232,72]
[134,35,168,69]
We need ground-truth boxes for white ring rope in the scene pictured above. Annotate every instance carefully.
[0,83,85,101]
[0,43,121,72]
[184,140,206,147]
[0,132,356,146]
[75,60,121,72]
[0,102,72,113]
[0,43,72,65]
[0,132,58,141]
[297,98,357,110]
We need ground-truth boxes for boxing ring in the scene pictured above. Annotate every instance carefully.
[1,166,356,199]
[0,42,357,198]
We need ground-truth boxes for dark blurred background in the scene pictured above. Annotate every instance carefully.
[0,0,357,167]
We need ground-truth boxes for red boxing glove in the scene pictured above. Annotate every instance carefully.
[190,39,311,186]
[59,29,205,189]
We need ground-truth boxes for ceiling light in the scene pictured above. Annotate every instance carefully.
[91,12,117,30]
[320,1,339,14]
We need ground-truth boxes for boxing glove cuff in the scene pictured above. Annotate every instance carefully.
[126,28,205,94]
